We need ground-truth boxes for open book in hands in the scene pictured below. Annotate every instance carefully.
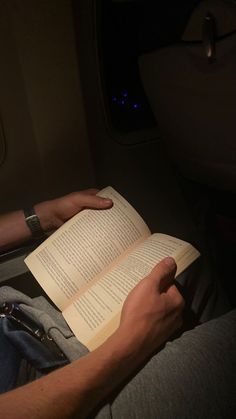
[25,187,200,351]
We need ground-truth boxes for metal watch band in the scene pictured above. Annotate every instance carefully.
[24,207,45,239]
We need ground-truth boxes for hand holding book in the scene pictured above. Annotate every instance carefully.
[34,188,113,231]
[25,187,200,351]
[118,256,184,360]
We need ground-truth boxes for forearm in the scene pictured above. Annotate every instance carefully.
[0,190,112,252]
[0,329,143,419]
[0,202,54,252]
[0,258,182,419]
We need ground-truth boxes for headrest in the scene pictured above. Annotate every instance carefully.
[139,2,236,192]
[183,0,236,41]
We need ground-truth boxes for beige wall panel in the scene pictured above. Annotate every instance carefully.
[0,1,42,211]
[0,0,94,212]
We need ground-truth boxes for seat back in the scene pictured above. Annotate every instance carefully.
[139,0,236,192]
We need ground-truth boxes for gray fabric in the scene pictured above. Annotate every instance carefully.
[0,285,112,416]
[0,286,88,362]
[0,272,236,419]
[96,309,236,419]
[1,285,235,419]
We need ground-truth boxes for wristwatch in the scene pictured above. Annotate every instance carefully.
[24,207,45,239]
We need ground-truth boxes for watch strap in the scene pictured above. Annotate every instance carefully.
[24,207,45,239]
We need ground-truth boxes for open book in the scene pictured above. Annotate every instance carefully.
[25,187,200,351]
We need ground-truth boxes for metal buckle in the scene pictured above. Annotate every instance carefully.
[0,302,67,360]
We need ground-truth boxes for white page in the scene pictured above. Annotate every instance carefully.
[25,187,150,310]
[63,233,200,350]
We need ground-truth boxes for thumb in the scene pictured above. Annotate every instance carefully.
[84,195,113,209]
[148,257,177,293]
[73,193,113,210]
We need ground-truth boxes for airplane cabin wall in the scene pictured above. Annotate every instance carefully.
[0,0,94,213]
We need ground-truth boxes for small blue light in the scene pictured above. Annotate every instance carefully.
[133,103,140,109]
[121,100,125,105]
[122,90,128,98]
[112,96,117,102]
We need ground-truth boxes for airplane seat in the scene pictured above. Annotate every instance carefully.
[139,0,236,304]
[139,0,236,195]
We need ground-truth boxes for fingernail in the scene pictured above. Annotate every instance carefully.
[103,199,113,206]
[164,257,176,270]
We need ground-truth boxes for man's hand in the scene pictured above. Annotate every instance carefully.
[0,188,112,252]
[35,189,113,231]
[0,257,185,419]
[116,257,185,362]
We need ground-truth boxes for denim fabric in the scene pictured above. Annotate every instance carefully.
[0,286,88,363]
[0,316,69,394]
[0,320,22,393]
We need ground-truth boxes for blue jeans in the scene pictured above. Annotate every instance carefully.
[0,317,68,394]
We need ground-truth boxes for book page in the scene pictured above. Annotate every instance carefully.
[24,187,150,310]
[63,233,200,350]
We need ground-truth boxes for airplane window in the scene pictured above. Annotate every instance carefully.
[99,0,200,133]
[100,0,157,132]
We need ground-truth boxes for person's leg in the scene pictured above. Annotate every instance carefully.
[176,253,231,327]
[98,309,236,419]
[0,321,22,393]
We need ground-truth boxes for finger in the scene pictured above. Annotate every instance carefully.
[167,284,185,310]
[74,193,113,210]
[161,283,185,318]
[148,257,177,293]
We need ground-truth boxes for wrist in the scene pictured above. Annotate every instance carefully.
[34,201,57,233]
[80,330,143,397]
[103,327,145,367]
[110,323,164,366]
